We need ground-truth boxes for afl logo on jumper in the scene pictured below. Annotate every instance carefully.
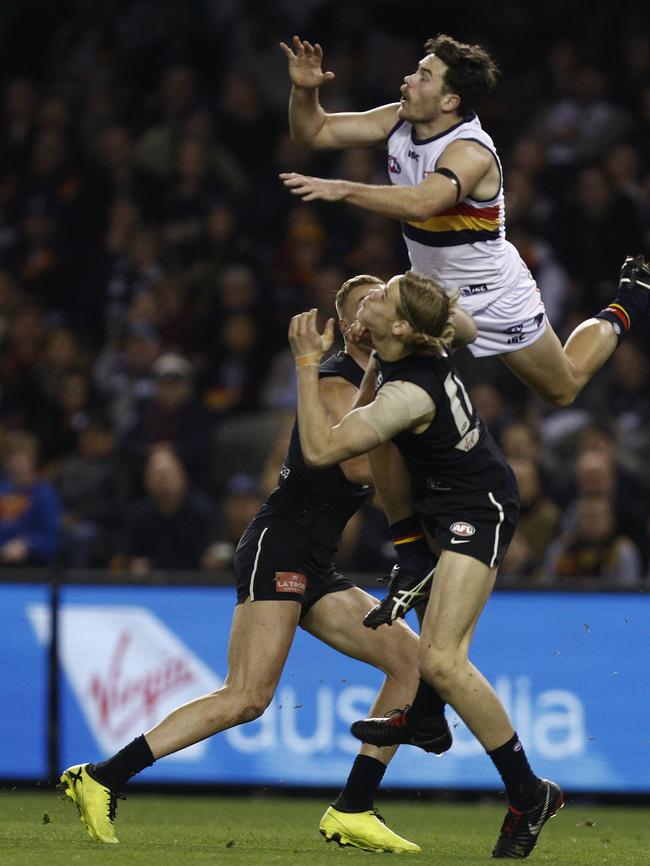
[450,521,476,538]
[388,156,401,174]
[275,572,307,594]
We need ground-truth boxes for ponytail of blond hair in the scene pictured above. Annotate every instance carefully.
[396,271,457,357]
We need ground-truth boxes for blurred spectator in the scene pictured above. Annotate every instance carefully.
[202,314,265,416]
[606,339,650,453]
[560,447,648,568]
[468,383,513,446]
[0,430,61,565]
[542,494,642,586]
[534,65,630,168]
[507,223,570,331]
[54,416,129,566]
[506,456,561,576]
[500,528,537,581]
[122,352,213,488]
[604,143,648,221]
[35,368,97,466]
[552,166,644,296]
[0,4,646,576]
[94,321,160,437]
[202,473,264,571]
[103,225,163,338]
[0,78,36,172]
[115,447,216,574]
[81,124,160,234]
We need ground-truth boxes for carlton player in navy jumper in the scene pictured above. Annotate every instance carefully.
[280,34,650,407]
[59,276,426,854]
[288,271,563,859]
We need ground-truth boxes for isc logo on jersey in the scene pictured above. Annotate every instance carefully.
[450,521,476,537]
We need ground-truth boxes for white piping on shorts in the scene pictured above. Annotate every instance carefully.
[487,492,505,568]
[249,526,268,600]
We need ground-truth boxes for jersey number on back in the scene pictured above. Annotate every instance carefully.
[443,372,479,451]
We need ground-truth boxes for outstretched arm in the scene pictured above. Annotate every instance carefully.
[281,138,493,218]
[280,35,399,148]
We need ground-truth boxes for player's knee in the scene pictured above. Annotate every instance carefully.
[419,648,463,691]
[544,386,576,407]
[235,687,274,724]
[390,628,420,675]
[376,624,419,679]
[534,370,581,406]
[208,684,273,728]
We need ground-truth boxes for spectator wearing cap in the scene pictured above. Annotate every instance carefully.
[114,446,216,574]
[0,430,62,565]
[121,351,214,490]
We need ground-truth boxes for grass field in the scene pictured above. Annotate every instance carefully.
[1,790,648,866]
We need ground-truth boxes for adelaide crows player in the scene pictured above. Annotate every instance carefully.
[280,34,650,408]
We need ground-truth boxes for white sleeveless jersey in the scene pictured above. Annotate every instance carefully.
[387,112,524,313]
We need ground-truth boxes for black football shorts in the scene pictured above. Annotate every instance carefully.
[233,512,355,614]
[418,484,519,568]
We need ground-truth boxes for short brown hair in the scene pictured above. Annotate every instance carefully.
[396,271,456,356]
[424,34,500,116]
[335,274,383,319]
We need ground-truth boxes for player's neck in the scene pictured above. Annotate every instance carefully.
[344,341,372,369]
[372,334,407,362]
[413,111,464,140]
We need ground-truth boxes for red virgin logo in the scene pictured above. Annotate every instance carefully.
[89,631,196,739]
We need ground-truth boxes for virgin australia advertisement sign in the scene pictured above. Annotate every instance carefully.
[21,585,650,791]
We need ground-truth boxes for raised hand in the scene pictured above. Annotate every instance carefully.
[289,308,335,360]
[279,35,335,89]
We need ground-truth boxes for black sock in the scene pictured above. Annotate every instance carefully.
[406,678,446,727]
[89,735,155,790]
[488,732,539,810]
[597,287,649,341]
[391,515,435,575]
[333,755,387,813]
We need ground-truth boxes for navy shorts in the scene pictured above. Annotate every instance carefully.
[233,513,355,614]
[418,484,519,568]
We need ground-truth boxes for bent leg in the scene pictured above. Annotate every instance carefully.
[302,586,420,762]
[418,550,513,751]
[500,319,617,407]
[146,599,301,758]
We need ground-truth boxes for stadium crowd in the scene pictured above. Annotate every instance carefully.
[0,0,648,583]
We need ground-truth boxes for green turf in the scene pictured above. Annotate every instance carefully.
[1,790,648,865]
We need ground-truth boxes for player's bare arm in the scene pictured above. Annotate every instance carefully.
[281,139,493,218]
[319,375,373,485]
[280,35,399,148]
[289,309,436,467]
[289,309,382,466]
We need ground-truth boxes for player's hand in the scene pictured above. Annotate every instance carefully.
[289,308,335,361]
[347,319,372,346]
[280,172,348,202]
[279,36,335,89]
